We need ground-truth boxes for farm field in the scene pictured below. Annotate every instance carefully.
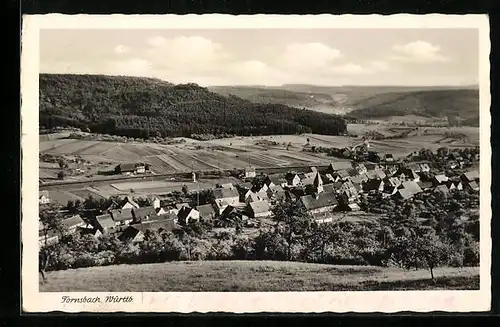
[40,260,479,292]
[39,125,479,183]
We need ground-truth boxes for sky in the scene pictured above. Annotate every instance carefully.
[39,29,479,87]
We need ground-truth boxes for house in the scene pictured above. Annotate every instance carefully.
[339,181,358,202]
[155,207,167,216]
[363,179,385,194]
[384,176,402,188]
[354,163,368,175]
[175,202,190,210]
[327,161,353,174]
[95,214,115,232]
[299,192,338,217]
[394,188,415,200]
[62,215,88,233]
[384,153,394,162]
[197,204,216,222]
[434,185,451,197]
[118,226,145,243]
[39,229,59,247]
[417,181,433,191]
[248,200,271,218]
[157,212,179,222]
[285,172,301,187]
[264,175,285,188]
[109,208,135,226]
[325,173,336,182]
[149,196,161,209]
[212,187,240,213]
[350,174,368,185]
[432,174,449,186]
[334,169,351,181]
[245,191,263,204]
[216,183,235,190]
[446,180,463,191]
[132,206,157,223]
[300,176,315,186]
[394,181,423,200]
[114,162,147,175]
[245,167,256,178]
[177,207,200,224]
[118,196,140,210]
[394,168,420,182]
[39,190,50,204]
[409,163,431,173]
[466,181,480,192]
[79,227,103,239]
[365,169,386,181]
[266,185,286,202]
[220,205,240,220]
[461,170,480,183]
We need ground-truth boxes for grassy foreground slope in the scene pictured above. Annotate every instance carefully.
[40,260,479,292]
[39,74,347,138]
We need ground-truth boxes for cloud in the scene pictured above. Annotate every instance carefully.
[106,58,153,76]
[391,41,450,63]
[114,45,130,55]
[278,42,343,72]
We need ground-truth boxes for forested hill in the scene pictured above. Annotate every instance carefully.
[347,89,480,125]
[39,74,347,138]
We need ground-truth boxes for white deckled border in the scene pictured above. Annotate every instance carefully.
[21,14,491,313]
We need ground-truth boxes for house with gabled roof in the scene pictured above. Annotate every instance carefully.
[326,161,353,174]
[417,181,433,191]
[363,179,385,194]
[95,213,115,232]
[245,167,256,178]
[394,167,420,182]
[264,175,285,188]
[466,181,480,192]
[248,200,271,218]
[339,181,358,202]
[118,226,145,243]
[177,206,200,224]
[446,180,463,191]
[285,172,301,187]
[114,162,147,175]
[197,204,216,222]
[434,185,451,197]
[245,191,263,204]
[132,206,156,223]
[39,190,50,204]
[267,184,286,203]
[118,196,140,210]
[365,169,386,181]
[220,205,240,220]
[62,214,89,233]
[461,170,479,183]
[299,192,338,218]
[432,174,449,186]
[108,208,134,226]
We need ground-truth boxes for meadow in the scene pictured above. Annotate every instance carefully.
[39,260,479,292]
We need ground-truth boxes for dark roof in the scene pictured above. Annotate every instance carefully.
[109,208,134,221]
[96,214,115,230]
[268,185,285,193]
[133,206,156,219]
[221,205,239,217]
[265,175,285,186]
[116,162,144,171]
[249,200,271,214]
[213,187,240,200]
[177,207,198,221]
[118,226,143,242]
[285,172,300,182]
[300,192,338,211]
[363,179,384,191]
[120,196,139,209]
[417,181,433,190]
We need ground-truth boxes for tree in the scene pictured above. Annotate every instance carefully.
[271,200,313,260]
[57,170,66,180]
[181,184,189,196]
[39,203,67,243]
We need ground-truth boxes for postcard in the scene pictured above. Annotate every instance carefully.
[21,13,491,313]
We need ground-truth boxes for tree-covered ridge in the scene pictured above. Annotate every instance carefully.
[39,74,347,138]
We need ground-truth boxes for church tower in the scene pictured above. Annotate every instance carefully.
[313,172,324,194]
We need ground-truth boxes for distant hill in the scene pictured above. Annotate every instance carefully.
[39,74,347,139]
[209,84,480,126]
[347,89,479,125]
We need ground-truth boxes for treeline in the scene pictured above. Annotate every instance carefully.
[39,74,347,139]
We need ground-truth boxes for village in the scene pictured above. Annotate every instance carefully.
[39,144,480,248]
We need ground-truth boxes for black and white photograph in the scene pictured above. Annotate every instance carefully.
[21,14,491,313]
